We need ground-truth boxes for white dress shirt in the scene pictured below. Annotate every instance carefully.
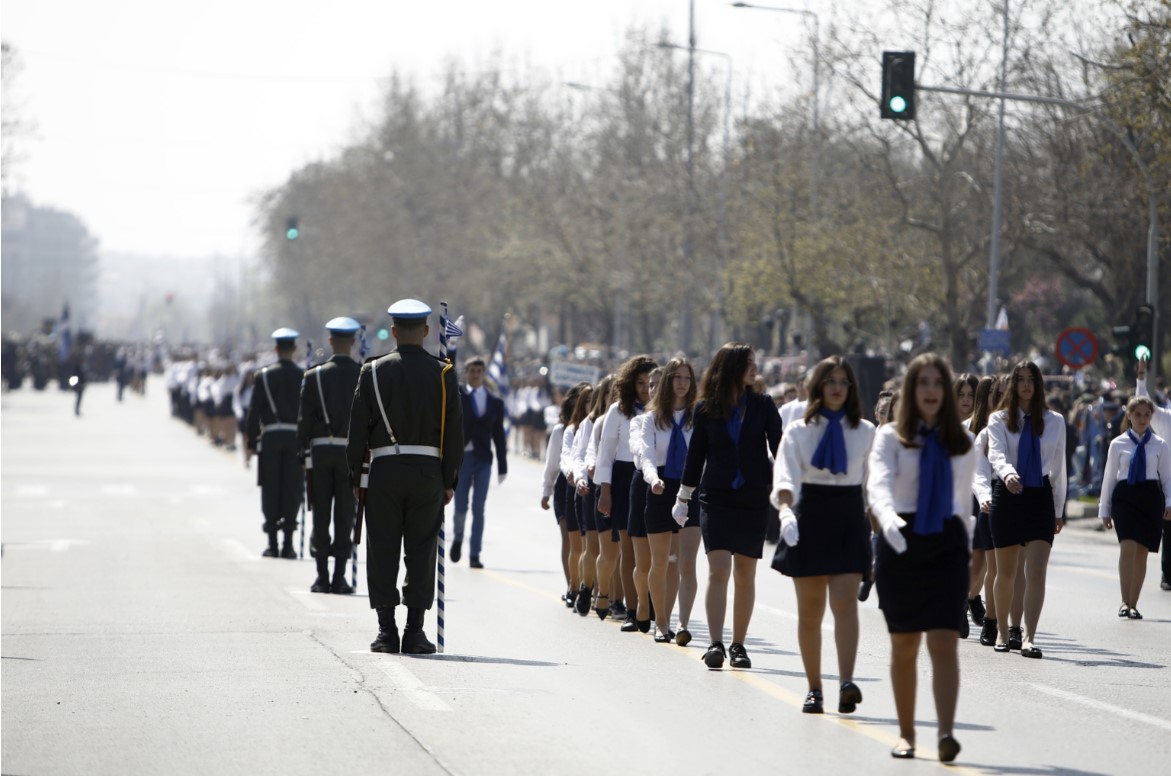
[559,425,577,479]
[572,417,595,484]
[595,402,643,485]
[780,399,808,431]
[866,424,978,533]
[586,415,603,476]
[773,415,875,497]
[639,409,695,485]
[1135,380,1171,441]
[987,409,1068,519]
[542,424,565,499]
[970,426,994,508]
[630,414,648,470]
[1098,431,1171,518]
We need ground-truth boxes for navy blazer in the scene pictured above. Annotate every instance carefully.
[682,392,782,493]
[461,386,509,474]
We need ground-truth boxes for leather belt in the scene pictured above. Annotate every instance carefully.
[371,444,441,459]
[310,436,348,447]
[262,423,298,433]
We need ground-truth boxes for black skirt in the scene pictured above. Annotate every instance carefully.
[565,479,582,533]
[628,469,650,538]
[1111,480,1165,553]
[771,484,869,578]
[700,485,770,559]
[644,471,700,535]
[990,477,1056,547]
[553,472,567,522]
[579,481,598,533]
[875,515,970,633]
[971,496,994,551]
[609,460,635,536]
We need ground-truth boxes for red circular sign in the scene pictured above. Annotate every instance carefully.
[1055,327,1099,370]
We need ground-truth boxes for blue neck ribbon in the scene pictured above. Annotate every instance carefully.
[664,413,688,479]
[914,428,953,535]
[1017,414,1044,488]
[1127,428,1152,485]
[726,395,747,489]
[811,407,848,475]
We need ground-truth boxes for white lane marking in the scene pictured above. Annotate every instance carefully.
[1029,683,1171,732]
[288,589,328,611]
[101,484,137,496]
[378,661,452,712]
[2,539,88,552]
[222,538,260,562]
[14,485,48,497]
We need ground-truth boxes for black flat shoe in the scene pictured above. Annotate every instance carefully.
[702,642,726,668]
[858,578,873,602]
[574,586,591,616]
[654,629,676,643]
[728,642,751,668]
[675,628,692,647]
[938,735,961,763]
[594,594,610,620]
[637,619,651,634]
[1007,626,1023,651]
[968,595,986,625]
[802,689,824,714]
[839,681,862,714]
[1118,604,1131,618]
[1128,608,1143,620]
[979,619,997,647]
[890,745,915,759]
[620,616,640,632]
[994,643,1010,653]
[564,590,576,609]
[1021,646,1043,658]
[610,601,628,619]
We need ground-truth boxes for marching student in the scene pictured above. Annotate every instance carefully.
[596,355,658,632]
[1098,396,1171,619]
[954,373,979,424]
[771,356,875,714]
[639,358,699,643]
[859,389,899,602]
[1135,357,1171,592]
[560,384,595,611]
[585,375,622,618]
[987,361,1068,658]
[967,375,1005,644]
[570,378,606,616]
[867,353,976,762]
[676,344,782,669]
[543,383,588,607]
[627,366,662,633]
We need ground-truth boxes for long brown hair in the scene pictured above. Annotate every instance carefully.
[559,382,590,425]
[587,374,615,422]
[1002,361,1045,435]
[954,372,979,419]
[697,343,755,420]
[968,375,997,435]
[894,353,972,455]
[615,355,658,418]
[651,358,697,430]
[567,384,594,429]
[802,355,862,428]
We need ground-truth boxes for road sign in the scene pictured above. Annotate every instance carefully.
[978,328,1012,356]
[549,359,601,388]
[1055,327,1098,370]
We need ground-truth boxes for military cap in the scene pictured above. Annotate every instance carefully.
[271,327,299,344]
[324,316,361,335]
[386,299,431,320]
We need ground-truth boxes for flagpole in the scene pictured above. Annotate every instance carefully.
[300,339,314,560]
[353,326,369,592]
[437,302,450,655]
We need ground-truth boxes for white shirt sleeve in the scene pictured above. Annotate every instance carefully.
[559,426,576,478]
[1046,410,1068,520]
[542,424,565,499]
[866,425,901,529]
[572,418,594,483]
[1098,436,1124,520]
[1158,437,1171,509]
[987,411,1017,482]
[594,403,624,485]
[1136,379,1171,441]
[972,427,994,506]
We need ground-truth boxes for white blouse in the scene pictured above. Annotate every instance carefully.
[970,426,994,508]
[1098,432,1171,518]
[630,414,648,470]
[559,425,577,480]
[866,424,978,532]
[542,424,565,499]
[639,409,695,485]
[572,417,594,484]
[773,415,875,495]
[586,417,604,476]
[595,402,644,485]
[987,409,1068,519]
[1135,380,1171,441]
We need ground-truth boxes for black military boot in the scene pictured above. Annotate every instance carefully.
[310,558,330,593]
[280,533,297,559]
[401,607,436,654]
[262,532,279,558]
[370,607,400,653]
[331,559,353,595]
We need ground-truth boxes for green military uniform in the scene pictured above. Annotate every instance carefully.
[347,299,462,653]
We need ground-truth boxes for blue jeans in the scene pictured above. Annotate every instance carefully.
[452,456,492,558]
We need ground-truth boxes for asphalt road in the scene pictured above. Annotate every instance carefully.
[3,380,1169,776]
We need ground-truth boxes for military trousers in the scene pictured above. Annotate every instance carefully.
[310,446,355,560]
[364,456,444,610]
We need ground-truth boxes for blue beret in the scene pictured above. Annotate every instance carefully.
[324,317,361,335]
[271,327,299,341]
[386,299,431,319]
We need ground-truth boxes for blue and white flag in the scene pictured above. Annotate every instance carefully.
[57,303,72,363]
[444,315,464,343]
[488,330,509,397]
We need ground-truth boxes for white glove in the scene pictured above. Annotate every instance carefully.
[497,473,507,486]
[779,506,799,547]
[671,499,689,526]
[881,516,908,554]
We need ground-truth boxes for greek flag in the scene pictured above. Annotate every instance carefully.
[488,330,509,397]
[444,315,464,343]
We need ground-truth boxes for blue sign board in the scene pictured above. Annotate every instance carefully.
[978,328,1012,356]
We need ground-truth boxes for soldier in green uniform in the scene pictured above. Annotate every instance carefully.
[298,317,363,594]
[246,328,306,558]
[347,300,463,654]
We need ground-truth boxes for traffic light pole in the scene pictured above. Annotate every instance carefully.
[917,82,1162,380]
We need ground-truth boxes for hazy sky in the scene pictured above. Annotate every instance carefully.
[3,0,825,261]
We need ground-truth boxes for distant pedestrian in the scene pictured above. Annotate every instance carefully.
[68,355,87,416]
[450,356,509,569]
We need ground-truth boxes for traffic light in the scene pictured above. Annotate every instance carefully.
[1112,322,1133,361]
[1133,303,1154,362]
[285,217,300,240]
[881,51,916,120]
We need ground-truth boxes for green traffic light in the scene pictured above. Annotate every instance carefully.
[889,96,907,114]
[285,227,299,240]
[1135,344,1151,361]
[377,328,390,341]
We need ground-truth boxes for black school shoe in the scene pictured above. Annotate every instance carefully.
[979,619,997,646]
[702,641,726,668]
[802,689,824,714]
[839,682,863,714]
[1007,626,1023,651]
[728,642,751,668]
[968,595,986,625]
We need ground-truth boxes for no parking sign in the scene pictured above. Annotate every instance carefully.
[1055,327,1098,370]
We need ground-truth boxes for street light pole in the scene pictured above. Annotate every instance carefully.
[683,0,696,354]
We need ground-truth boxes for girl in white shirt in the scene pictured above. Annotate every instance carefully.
[573,377,614,617]
[560,385,595,612]
[542,385,583,607]
[1098,396,1171,619]
[867,353,975,763]
[987,361,1067,658]
[584,375,624,619]
[965,375,1006,645]
[640,358,699,644]
[772,356,875,716]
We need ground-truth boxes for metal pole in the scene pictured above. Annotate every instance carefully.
[436,302,449,654]
[986,0,1009,333]
[810,13,820,219]
[682,0,696,355]
[1149,198,1160,380]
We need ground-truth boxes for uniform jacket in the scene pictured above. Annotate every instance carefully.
[297,354,361,451]
[460,385,508,474]
[682,392,783,493]
[346,344,463,489]
[246,359,304,453]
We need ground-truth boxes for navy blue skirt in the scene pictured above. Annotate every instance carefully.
[565,479,583,533]
[644,472,700,534]
[990,477,1055,547]
[578,481,598,533]
[876,514,970,633]
[771,484,869,578]
[553,472,568,522]
[609,460,635,536]
[700,485,770,559]
[628,469,650,538]
[971,495,994,551]
[1112,480,1165,552]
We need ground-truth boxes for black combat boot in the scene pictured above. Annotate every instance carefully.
[370,607,400,653]
[401,607,436,654]
[310,558,330,593]
[331,559,353,595]
[280,533,297,559]
[262,532,279,558]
